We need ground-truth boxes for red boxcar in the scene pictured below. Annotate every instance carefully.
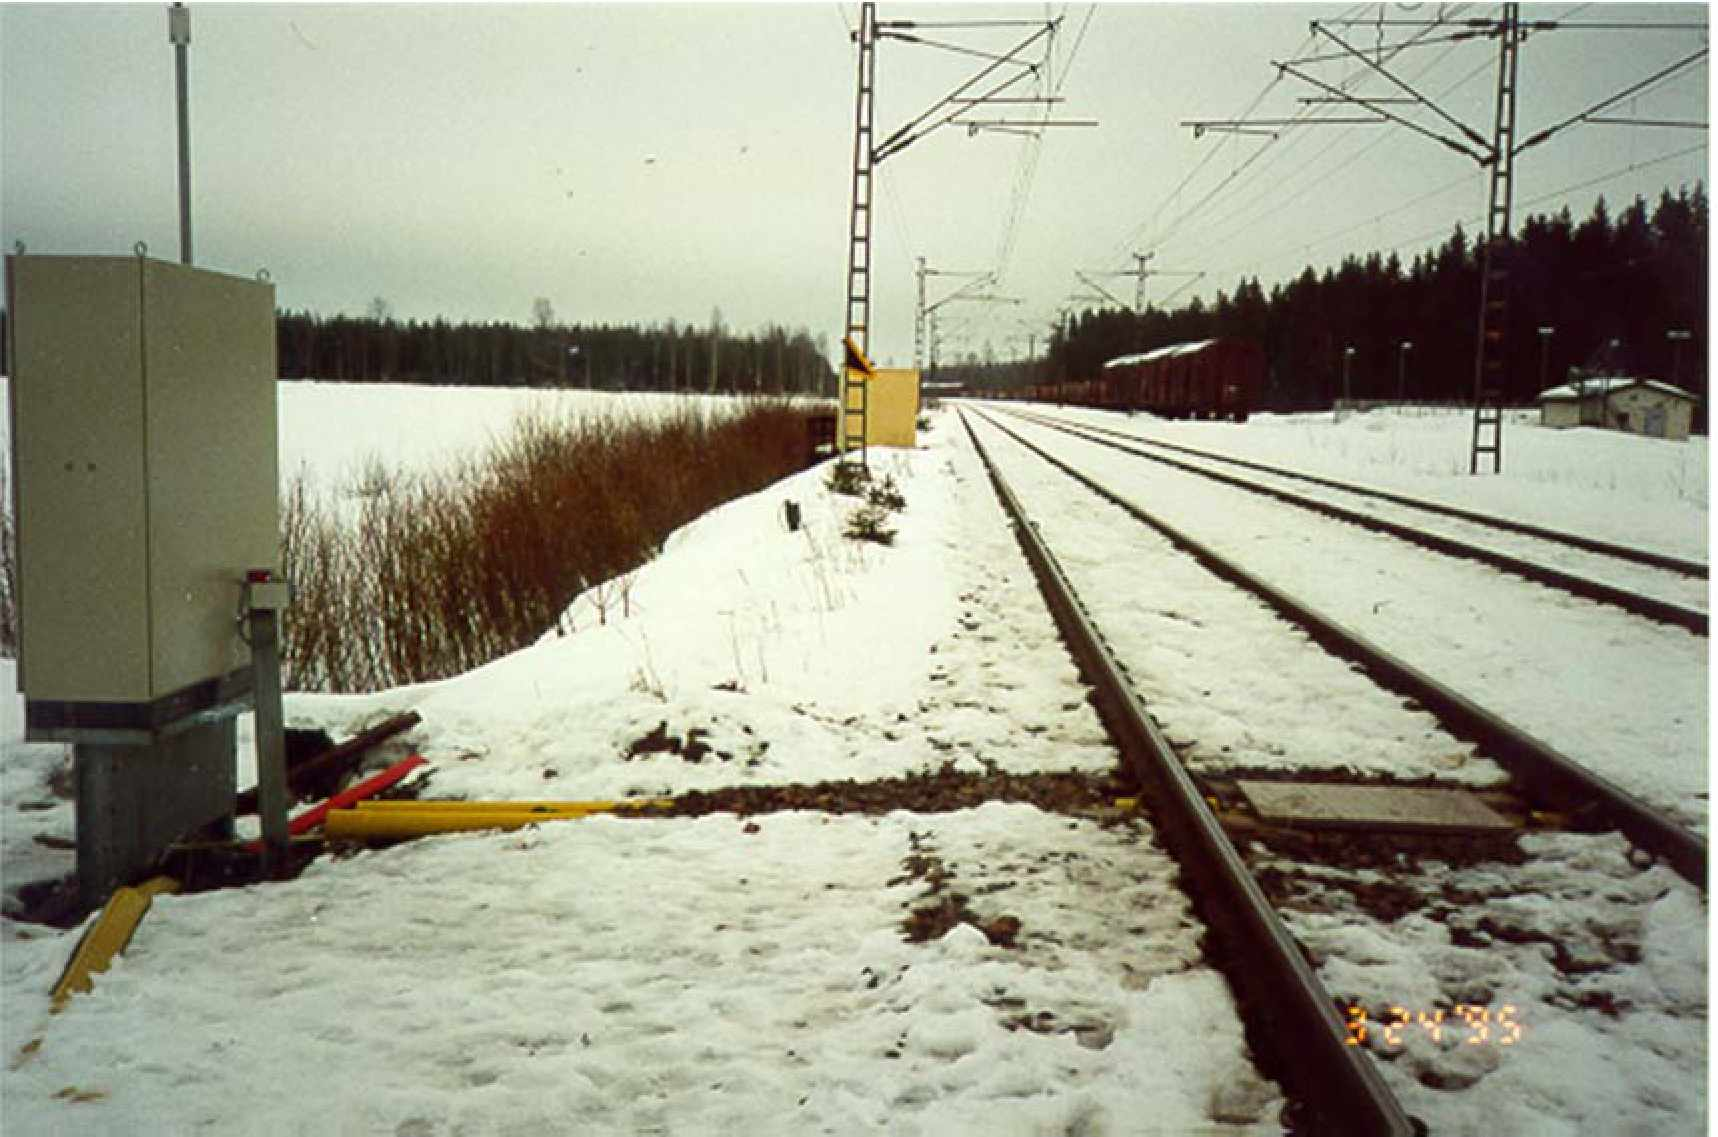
[1100,338,1263,422]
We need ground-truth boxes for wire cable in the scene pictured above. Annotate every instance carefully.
[1138,5,1478,267]
[1191,40,1498,278]
[1372,139,1708,261]
[1111,0,1448,262]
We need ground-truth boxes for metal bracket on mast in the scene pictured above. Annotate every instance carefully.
[1179,3,1701,473]
[840,2,1094,464]
[916,261,993,372]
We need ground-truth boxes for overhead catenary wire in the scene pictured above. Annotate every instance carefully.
[980,3,1098,353]
[1108,1,1437,265]
[1192,42,1503,283]
[988,6,1059,282]
[1375,139,1710,262]
[1132,2,1699,308]
[1232,170,1475,282]
[1136,6,1481,271]
[1233,135,1706,291]
[994,3,1099,271]
[1166,0,1639,265]
[838,1,1077,366]
[1188,35,1489,273]
[1064,2,1365,331]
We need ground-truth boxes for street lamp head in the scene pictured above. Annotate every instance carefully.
[1400,341,1413,351]
[1537,326,1554,336]
[1344,346,1355,357]
[1667,330,1692,341]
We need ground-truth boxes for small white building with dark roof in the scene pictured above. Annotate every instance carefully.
[1536,375,1699,441]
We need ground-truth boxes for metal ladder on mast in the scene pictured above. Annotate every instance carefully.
[841,2,877,471]
[1470,4,1520,475]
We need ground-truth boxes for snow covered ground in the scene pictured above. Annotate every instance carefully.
[960,405,1708,1135]
[975,406,1709,833]
[1,390,1279,1135]
[1007,408,1706,615]
[1,388,1707,1135]
[1042,404,1707,562]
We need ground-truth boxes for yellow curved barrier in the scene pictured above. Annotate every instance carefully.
[50,876,180,1011]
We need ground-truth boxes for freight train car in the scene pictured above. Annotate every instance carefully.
[1101,338,1263,422]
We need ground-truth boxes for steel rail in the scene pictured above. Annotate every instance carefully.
[1004,406,1709,578]
[995,407,1708,635]
[970,406,1707,889]
[956,408,1419,1137]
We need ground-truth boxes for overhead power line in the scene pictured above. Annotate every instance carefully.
[1375,139,1708,262]
[1238,170,1475,280]
[1178,3,1708,473]
[1191,43,1501,278]
[1126,4,1470,266]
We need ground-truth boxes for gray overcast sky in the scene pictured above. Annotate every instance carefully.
[1,2,1708,370]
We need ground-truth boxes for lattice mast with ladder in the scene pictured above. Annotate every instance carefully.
[1180,3,1707,473]
[838,3,1092,468]
[841,2,879,468]
[1470,4,1521,473]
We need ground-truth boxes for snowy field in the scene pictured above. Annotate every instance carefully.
[273,382,788,495]
[1,386,1707,1135]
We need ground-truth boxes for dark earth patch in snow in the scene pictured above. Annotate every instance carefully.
[661,762,1134,820]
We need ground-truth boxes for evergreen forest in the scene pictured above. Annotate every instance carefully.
[274,309,836,396]
[952,185,1708,419]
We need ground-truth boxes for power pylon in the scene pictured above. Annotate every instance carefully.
[1182,3,1708,473]
[916,258,993,371]
[841,2,879,468]
[840,2,1093,468]
[1079,252,1204,314]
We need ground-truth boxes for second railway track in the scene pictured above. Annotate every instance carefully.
[956,404,1708,1136]
[993,403,1708,635]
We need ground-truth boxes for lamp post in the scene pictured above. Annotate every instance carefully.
[1335,345,1355,422]
[1536,326,1554,395]
[1667,329,1692,386]
[1396,341,1413,403]
[169,3,192,264]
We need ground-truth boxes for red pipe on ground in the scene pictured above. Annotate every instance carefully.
[242,754,428,852]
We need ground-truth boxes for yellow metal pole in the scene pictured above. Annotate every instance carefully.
[324,810,545,840]
[323,806,664,841]
[352,798,674,814]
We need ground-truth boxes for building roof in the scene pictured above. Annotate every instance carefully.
[1103,339,1217,370]
[1536,375,1697,403]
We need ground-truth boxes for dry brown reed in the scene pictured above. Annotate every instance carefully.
[282,398,817,693]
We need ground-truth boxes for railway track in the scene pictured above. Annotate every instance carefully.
[956,405,1707,1135]
[992,404,1708,636]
